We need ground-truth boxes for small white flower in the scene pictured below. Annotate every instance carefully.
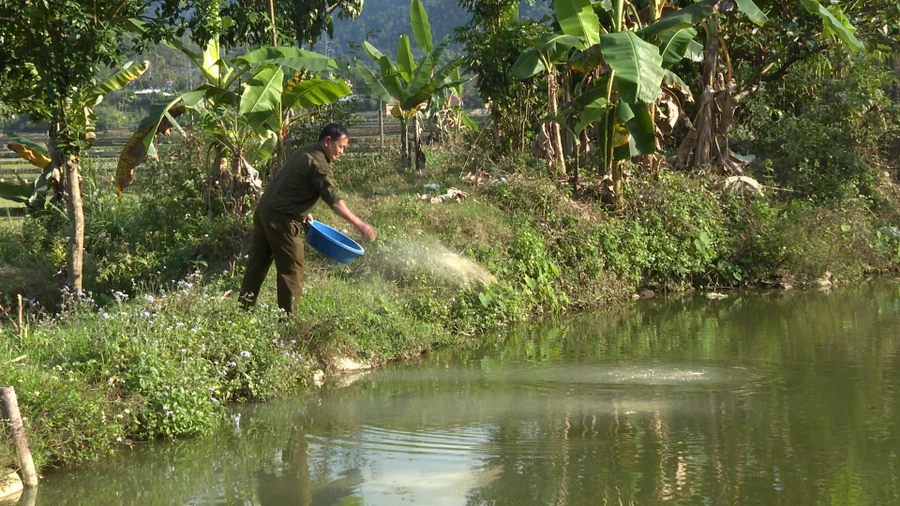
[240,351,251,358]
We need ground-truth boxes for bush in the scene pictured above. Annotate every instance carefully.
[737,53,900,201]
[1,274,311,466]
[621,175,729,289]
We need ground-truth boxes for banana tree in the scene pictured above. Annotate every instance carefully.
[423,67,478,143]
[117,37,350,215]
[0,136,53,212]
[355,0,465,168]
[512,31,584,177]
[516,0,861,204]
[513,0,674,204]
[1,61,149,212]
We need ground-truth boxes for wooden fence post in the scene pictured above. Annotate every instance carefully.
[17,294,24,343]
[0,387,38,488]
[378,100,385,152]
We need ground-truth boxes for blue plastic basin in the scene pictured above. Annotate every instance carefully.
[305,220,365,263]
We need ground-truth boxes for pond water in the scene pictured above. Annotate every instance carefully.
[5,283,900,505]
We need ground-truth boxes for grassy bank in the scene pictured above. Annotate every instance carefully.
[2,137,900,472]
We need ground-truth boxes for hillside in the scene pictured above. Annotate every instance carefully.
[321,0,552,57]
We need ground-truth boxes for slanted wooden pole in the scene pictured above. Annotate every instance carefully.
[0,387,38,488]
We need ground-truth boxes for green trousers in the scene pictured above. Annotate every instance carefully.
[239,210,304,314]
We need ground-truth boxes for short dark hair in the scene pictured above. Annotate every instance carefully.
[319,123,349,142]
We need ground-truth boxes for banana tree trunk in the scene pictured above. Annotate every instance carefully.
[206,153,229,217]
[400,117,411,168]
[413,113,425,170]
[269,109,294,182]
[547,71,567,177]
[676,18,739,174]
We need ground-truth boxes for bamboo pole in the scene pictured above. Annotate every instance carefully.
[0,387,38,488]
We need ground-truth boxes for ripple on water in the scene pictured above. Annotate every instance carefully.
[304,361,769,460]
[308,424,552,458]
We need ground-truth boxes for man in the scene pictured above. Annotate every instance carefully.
[239,123,377,314]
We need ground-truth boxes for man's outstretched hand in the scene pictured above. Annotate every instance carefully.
[356,222,377,241]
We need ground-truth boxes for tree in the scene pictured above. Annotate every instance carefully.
[513,30,581,177]
[0,0,158,293]
[0,65,148,211]
[356,0,465,168]
[216,0,365,49]
[117,39,351,215]
[456,0,544,155]
[677,0,864,171]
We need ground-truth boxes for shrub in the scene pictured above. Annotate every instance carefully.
[621,175,729,289]
[737,53,900,202]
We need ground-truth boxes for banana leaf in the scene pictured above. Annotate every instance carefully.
[116,97,185,194]
[86,60,150,107]
[7,139,50,169]
[554,0,601,48]
[397,35,416,82]
[800,0,863,51]
[356,64,393,103]
[282,79,352,110]
[614,100,656,159]
[660,28,698,68]
[362,41,386,62]
[512,48,545,79]
[240,65,284,135]
[639,0,717,36]
[410,0,434,52]
[600,31,666,104]
[735,0,768,26]
[236,46,336,72]
[0,180,32,204]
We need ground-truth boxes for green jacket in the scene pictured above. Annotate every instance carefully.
[256,143,342,221]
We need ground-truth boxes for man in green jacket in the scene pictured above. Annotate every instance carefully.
[239,123,377,314]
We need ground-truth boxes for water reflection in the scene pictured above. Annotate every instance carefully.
[5,283,900,505]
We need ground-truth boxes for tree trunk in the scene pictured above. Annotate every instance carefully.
[562,68,574,164]
[66,154,84,292]
[547,71,567,177]
[0,387,38,488]
[400,117,410,168]
[49,123,84,293]
[206,153,229,217]
[268,109,294,182]
[413,113,425,170]
[676,18,739,174]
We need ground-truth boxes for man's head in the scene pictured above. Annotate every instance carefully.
[318,123,350,162]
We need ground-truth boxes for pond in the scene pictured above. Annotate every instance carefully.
[4,283,900,505]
